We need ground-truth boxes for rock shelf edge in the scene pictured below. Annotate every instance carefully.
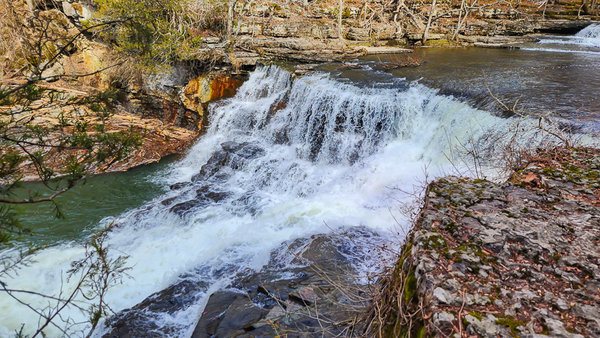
[379,147,600,338]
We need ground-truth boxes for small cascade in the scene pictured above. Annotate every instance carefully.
[575,23,600,46]
[534,23,600,51]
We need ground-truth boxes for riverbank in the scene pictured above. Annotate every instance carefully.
[377,147,600,337]
[2,70,247,180]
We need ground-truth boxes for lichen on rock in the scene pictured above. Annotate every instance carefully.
[380,147,600,337]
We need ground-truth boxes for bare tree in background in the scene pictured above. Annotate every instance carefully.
[422,0,437,43]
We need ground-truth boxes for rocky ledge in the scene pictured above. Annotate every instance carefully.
[380,147,600,338]
[103,226,386,338]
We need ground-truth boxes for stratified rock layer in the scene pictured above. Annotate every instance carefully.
[383,147,600,337]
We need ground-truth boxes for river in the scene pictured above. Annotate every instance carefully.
[1,24,599,338]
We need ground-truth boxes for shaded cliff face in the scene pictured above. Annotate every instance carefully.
[380,147,600,338]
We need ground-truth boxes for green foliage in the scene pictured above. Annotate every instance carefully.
[93,0,220,65]
[67,223,131,332]
[0,83,142,245]
[403,271,418,303]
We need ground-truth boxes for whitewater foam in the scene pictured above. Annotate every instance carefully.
[538,23,600,49]
[0,65,504,338]
[520,47,600,55]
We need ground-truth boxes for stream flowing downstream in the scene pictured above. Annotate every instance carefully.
[1,25,599,338]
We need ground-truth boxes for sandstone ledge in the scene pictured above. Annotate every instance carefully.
[382,147,600,337]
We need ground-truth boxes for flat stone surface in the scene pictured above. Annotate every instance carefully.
[362,46,413,54]
[382,147,600,338]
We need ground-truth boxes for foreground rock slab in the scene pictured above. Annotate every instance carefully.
[381,147,600,337]
[103,226,386,338]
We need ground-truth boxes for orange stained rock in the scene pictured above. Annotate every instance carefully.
[209,76,244,101]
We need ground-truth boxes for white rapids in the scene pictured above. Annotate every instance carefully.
[524,23,600,53]
[0,65,506,337]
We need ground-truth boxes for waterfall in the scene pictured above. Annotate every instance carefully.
[534,23,600,51]
[0,66,502,338]
[575,23,600,46]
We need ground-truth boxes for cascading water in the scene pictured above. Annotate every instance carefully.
[575,23,600,43]
[525,23,600,53]
[0,65,504,338]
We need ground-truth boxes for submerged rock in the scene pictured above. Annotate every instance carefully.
[167,186,231,216]
[102,279,209,338]
[191,142,266,183]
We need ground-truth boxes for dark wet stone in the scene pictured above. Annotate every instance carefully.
[139,279,208,314]
[190,143,266,182]
[203,191,230,202]
[221,141,244,153]
[161,196,178,206]
[289,285,321,305]
[235,144,265,159]
[168,186,231,216]
[228,145,265,170]
[170,199,204,215]
[257,280,294,301]
[195,185,212,194]
[192,151,231,182]
[170,182,191,190]
[221,142,265,159]
[218,297,269,332]
[192,291,245,338]
[103,226,384,338]
[231,192,262,216]
[102,279,208,338]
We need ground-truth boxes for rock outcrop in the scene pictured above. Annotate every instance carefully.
[8,87,203,180]
[181,72,245,116]
[102,226,387,338]
[381,147,600,337]
[237,37,367,62]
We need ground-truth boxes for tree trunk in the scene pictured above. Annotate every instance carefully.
[452,0,465,40]
[581,0,590,14]
[338,0,344,40]
[227,0,236,42]
[542,0,548,18]
[422,0,437,44]
[453,0,476,40]
[393,0,404,22]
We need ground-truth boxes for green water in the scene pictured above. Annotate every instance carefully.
[7,156,177,247]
